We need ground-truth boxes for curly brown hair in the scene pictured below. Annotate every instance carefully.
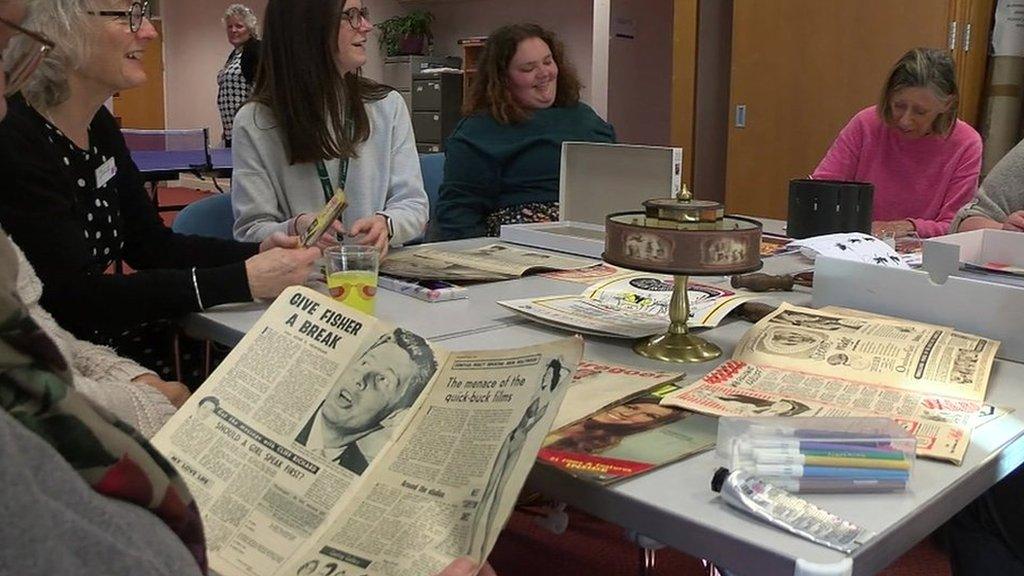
[464,23,582,125]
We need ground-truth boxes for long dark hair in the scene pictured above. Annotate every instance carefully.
[251,0,392,164]
[464,23,582,125]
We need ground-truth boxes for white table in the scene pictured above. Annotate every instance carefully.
[182,238,1024,576]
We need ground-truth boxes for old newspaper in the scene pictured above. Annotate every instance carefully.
[151,286,583,576]
[498,273,758,338]
[381,243,594,281]
[661,303,1000,464]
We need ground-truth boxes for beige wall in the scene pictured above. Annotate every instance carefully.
[162,0,405,142]
[162,0,672,146]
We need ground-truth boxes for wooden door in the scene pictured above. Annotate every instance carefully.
[724,0,953,220]
[113,20,165,129]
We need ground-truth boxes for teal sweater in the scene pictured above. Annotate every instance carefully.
[435,103,615,240]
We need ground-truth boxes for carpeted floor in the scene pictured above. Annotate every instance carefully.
[489,506,951,576]
[158,184,954,576]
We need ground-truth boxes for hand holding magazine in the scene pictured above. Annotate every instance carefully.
[660,303,1000,464]
[151,286,583,576]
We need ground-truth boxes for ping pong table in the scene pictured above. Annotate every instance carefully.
[131,147,233,210]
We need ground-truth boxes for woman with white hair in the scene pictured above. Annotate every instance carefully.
[218,3,260,146]
[0,0,321,387]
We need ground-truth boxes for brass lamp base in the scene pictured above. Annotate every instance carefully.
[633,332,722,363]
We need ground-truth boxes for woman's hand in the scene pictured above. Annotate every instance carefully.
[245,245,322,300]
[348,214,390,257]
[1003,211,1024,232]
[292,214,344,251]
[871,219,916,239]
[132,373,191,407]
[433,557,497,576]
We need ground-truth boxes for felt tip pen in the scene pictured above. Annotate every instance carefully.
[739,439,905,458]
[763,477,907,494]
[750,452,911,470]
[746,425,895,444]
[751,464,910,480]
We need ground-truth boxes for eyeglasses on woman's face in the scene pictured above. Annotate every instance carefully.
[0,15,55,96]
[87,1,151,34]
[340,6,370,30]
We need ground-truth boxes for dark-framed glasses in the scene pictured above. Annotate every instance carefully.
[340,6,370,30]
[87,1,152,33]
[0,16,55,97]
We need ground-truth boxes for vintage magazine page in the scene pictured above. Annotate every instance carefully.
[554,360,686,428]
[732,303,999,402]
[381,243,593,281]
[539,263,628,284]
[661,360,980,464]
[152,286,584,576]
[498,273,757,338]
[280,337,584,575]
[539,383,717,484]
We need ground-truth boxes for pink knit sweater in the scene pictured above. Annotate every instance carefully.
[812,106,982,238]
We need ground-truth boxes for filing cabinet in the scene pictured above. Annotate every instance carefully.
[411,71,463,153]
[382,55,461,115]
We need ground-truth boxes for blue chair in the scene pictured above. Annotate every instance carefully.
[171,193,235,240]
[417,152,445,243]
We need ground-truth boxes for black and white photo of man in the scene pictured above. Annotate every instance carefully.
[295,328,437,474]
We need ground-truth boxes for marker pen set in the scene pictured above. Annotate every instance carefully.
[717,417,916,493]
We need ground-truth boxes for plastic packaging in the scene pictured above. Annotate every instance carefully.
[717,417,915,493]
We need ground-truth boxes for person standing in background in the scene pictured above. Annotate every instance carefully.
[217,3,260,147]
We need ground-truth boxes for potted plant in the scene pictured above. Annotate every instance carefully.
[376,11,434,57]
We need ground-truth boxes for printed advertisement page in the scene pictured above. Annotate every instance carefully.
[499,274,755,338]
[733,303,998,401]
[279,337,585,576]
[540,383,717,484]
[662,360,979,464]
[152,287,442,576]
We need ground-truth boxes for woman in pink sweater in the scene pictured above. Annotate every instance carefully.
[813,48,982,238]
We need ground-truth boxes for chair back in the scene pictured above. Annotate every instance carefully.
[171,193,235,240]
[418,152,445,242]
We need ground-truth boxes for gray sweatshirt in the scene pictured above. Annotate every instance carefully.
[952,138,1024,232]
[230,91,429,245]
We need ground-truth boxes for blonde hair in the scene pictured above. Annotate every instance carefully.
[222,3,259,40]
[8,0,92,107]
[878,47,959,137]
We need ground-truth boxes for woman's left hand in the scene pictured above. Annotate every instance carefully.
[348,215,390,257]
[132,373,191,407]
[871,219,916,239]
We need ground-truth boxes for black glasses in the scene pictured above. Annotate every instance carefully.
[87,1,152,33]
[340,6,370,30]
[0,16,55,97]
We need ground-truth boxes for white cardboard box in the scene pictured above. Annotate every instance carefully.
[813,229,1024,362]
[499,142,683,257]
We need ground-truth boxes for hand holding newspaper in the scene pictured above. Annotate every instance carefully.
[660,303,1000,464]
[151,286,583,576]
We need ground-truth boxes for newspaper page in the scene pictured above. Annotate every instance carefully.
[152,286,583,576]
[381,243,593,281]
[280,337,584,575]
[539,263,628,284]
[498,273,757,338]
[554,360,686,428]
[539,383,717,484]
[381,249,511,282]
[733,303,999,402]
[661,360,979,464]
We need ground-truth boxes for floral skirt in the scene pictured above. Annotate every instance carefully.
[485,201,560,237]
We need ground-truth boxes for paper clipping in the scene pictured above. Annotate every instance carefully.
[661,303,1000,464]
[499,273,758,338]
[381,243,594,281]
[151,286,584,576]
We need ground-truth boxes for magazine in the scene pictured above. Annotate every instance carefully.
[498,273,759,338]
[380,243,594,281]
[151,286,584,576]
[539,383,717,484]
[660,303,1000,464]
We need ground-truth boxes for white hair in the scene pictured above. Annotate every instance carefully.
[6,0,96,107]
[222,3,259,39]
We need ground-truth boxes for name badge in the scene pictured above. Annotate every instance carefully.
[95,157,117,189]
